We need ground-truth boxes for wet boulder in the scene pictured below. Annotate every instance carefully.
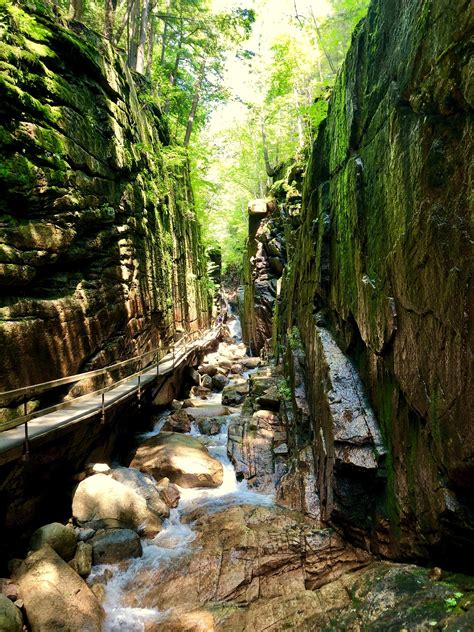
[211,374,228,391]
[90,529,142,565]
[198,417,226,436]
[111,466,170,520]
[190,385,211,399]
[162,410,192,433]
[198,364,218,377]
[69,541,93,578]
[0,595,22,632]
[14,545,103,631]
[201,374,213,389]
[29,522,77,562]
[184,405,229,419]
[222,383,249,406]
[72,473,157,532]
[130,432,223,488]
[242,357,261,369]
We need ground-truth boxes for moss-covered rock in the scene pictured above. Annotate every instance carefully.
[0,0,211,402]
[278,0,473,565]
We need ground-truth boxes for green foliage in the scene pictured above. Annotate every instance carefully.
[277,377,292,400]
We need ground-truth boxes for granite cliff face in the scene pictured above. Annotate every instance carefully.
[272,0,473,566]
[0,1,210,418]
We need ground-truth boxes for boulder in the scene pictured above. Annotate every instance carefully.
[184,405,229,419]
[198,364,218,377]
[69,541,92,578]
[29,522,77,562]
[14,545,103,631]
[242,357,261,369]
[230,363,243,374]
[222,383,249,406]
[160,483,181,509]
[171,399,183,411]
[130,432,223,488]
[0,595,22,632]
[162,410,192,433]
[72,473,155,532]
[211,374,228,391]
[90,529,142,565]
[190,385,211,399]
[0,580,19,602]
[256,385,281,411]
[201,374,213,389]
[111,466,170,520]
[198,417,225,436]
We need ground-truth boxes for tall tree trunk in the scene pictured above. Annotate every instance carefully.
[145,5,156,78]
[70,0,84,20]
[261,122,280,178]
[183,61,206,147]
[115,0,135,45]
[128,0,140,69]
[104,0,117,39]
[136,0,150,73]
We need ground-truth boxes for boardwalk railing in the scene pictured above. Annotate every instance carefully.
[0,326,220,448]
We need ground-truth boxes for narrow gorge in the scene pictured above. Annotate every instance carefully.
[0,0,472,630]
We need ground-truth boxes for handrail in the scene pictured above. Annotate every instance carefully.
[0,326,211,405]
[0,325,220,436]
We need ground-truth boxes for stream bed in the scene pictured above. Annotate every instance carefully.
[89,317,273,631]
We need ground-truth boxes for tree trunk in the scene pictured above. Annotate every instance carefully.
[127,0,140,69]
[115,0,135,45]
[145,6,156,78]
[183,61,206,147]
[136,0,150,74]
[104,0,117,39]
[70,0,84,20]
[261,122,281,178]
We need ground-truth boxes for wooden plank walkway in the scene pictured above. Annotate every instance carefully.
[0,327,220,458]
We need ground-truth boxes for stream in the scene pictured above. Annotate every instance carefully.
[89,314,273,631]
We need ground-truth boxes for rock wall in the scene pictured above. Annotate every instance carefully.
[280,0,473,566]
[0,1,211,419]
[240,163,303,354]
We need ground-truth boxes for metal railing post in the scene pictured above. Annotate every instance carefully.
[22,395,29,461]
[101,391,105,424]
[137,373,141,409]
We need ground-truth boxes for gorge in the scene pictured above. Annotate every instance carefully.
[0,0,473,630]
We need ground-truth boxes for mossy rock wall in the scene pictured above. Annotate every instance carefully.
[0,0,211,408]
[280,0,473,566]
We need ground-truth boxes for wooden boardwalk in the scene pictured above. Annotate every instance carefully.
[0,327,220,460]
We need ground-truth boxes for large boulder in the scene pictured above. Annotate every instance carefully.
[90,529,142,565]
[72,473,161,534]
[184,405,229,419]
[0,595,22,632]
[14,545,104,631]
[29,522,77,561]
[130,433,224,488]
[111,466,170,518]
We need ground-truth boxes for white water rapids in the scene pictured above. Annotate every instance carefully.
[88,316,272,631]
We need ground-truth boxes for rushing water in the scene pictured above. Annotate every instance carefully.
[89,317,271,631]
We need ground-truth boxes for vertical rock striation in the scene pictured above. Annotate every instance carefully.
[0,1,210,417]
[280,0,473,565]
